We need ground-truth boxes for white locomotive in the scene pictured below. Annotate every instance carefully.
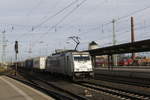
[46,51,94,79]
[16,50,94,79]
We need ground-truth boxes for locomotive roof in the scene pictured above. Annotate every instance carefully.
[52,50,89,56]
[52,50,77,55]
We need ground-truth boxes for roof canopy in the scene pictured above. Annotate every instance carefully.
[87,39,150,56]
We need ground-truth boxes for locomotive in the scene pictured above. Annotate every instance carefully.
[46,51,94,79]
[16,50,94,79]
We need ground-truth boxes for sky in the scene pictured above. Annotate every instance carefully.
[0,0,150,61]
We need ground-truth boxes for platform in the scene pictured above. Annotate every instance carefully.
[0,75,55,100]
[95,66,150,72]
[95,67,150,79]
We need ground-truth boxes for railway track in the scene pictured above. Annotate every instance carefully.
[18,71,88,100]
[6,74,87,100]
[32,77,87,100]
[33,73,150,100]
[95,74,150,88]
[74,81,150,100]
[10,70,150,100]
[16,71,123,100]
[29,75,121,100]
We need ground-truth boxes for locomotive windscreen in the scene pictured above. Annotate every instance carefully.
[74,55,90,61]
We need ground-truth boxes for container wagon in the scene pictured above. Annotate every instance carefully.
[33,57,47,70]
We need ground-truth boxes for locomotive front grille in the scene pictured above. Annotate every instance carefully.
[74,72,94,78]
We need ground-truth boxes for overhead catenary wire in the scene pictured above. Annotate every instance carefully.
[6,1,150,45]
[4,1,150,61]
[3,0,44,31]
[79,21,150,47]
[98,5,150,44]
[3,0,107,35]
[1,1,150,32]
[15,0,79,40]
[33,0,79,30]
[115,22,150,37]
[53,0,87,27]
[3,1,150,40]
[31,0,87,48]
[89,5,150,37]
[118,5,150,21]
[102,4,150,27]
[61,20,150,45]
[1,0,105,33]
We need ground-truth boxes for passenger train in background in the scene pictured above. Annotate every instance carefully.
[16,50,94,79]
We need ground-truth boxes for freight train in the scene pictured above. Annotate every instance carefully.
[16,50,94,79]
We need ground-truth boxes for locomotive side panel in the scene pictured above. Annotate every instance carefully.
[46,55,65,74]
[57,55,66,75]
[46,53,74,77]
[64,53,74,77]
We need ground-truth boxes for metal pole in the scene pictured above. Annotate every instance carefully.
[112,19,116,45]
[28,41,32,58]
[2,31,7,65]
[131,17,135,60]
[15,53,17,76]
[108,55,110,69]
[91,55,95,68]
[112,19,117,66]
[14,41,18,76]
[108,55,112,70]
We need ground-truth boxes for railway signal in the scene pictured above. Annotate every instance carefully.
[14,41,18,75]
[15,41,18,54]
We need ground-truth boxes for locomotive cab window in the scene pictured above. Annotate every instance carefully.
[74,55,90,61]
